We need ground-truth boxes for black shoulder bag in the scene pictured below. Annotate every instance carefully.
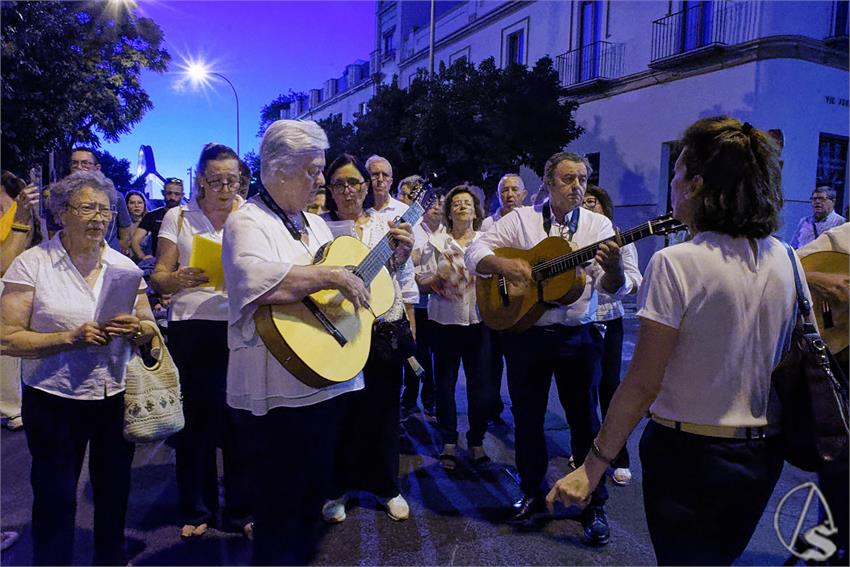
[771,244,849,472]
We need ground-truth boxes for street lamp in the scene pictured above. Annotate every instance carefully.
[185,62,240,156]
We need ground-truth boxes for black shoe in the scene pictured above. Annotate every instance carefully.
[580,505,610,546]
[506,494,545,525]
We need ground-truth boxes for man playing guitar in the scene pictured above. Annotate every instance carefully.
[465,151,627,545]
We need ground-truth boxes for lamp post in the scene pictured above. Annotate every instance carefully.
[186,64,240,156]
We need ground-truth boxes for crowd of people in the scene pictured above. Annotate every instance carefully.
[0,115,847,566]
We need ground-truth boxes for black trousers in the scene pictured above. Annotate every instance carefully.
[169,320,251,530]
[640,420,784,565]
[238,396,346,566]
[596,318,629,469]
[401,307,436,411]
[487,325,506,419]
[505,324,607,503]
[431,322,493,447]
[330,352,403,499]
[22,385,135,566]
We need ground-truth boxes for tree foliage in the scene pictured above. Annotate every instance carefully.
[1,1,170,173]
[97,150,134,190]
[316,114,357,166]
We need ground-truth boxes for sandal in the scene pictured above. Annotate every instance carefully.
[180,523,208,539]
[469,446,491,467]
[439,443,459,471]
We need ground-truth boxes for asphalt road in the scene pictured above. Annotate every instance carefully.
[0,315,831,566]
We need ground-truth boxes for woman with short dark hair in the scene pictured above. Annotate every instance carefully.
[151,143,252,540]
[548,117,797,565]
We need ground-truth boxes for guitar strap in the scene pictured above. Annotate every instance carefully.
[542,201,580,240]
[258,186,311,242]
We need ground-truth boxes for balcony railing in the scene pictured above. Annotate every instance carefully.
[651,1,757,64]
[557,41,624,87]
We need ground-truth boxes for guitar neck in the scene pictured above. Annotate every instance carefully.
[532,221,661,280]
[355,202,425,284]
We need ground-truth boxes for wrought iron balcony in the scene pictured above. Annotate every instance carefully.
[650,0,757,65]
[557,41,623,88]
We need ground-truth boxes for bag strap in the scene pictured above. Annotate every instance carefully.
[783,242,812,320]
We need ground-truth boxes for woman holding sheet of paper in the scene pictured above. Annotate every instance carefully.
[0,170,155,565]
[150,143,251,541]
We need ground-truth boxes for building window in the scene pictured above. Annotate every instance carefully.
[680,1,715,53]
[449,46,471,67]
[817,134,848,212]
[358,101,368,116]
[585,152,600,186]
[507,31,524,65]
[382,29,396,60]
[832,0,849,38]
[501,18,529,67]
[578,1,602,82]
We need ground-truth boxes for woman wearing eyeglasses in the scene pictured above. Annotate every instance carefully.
[150,143,252,540]
[1,170,155,565]
[320,154,417,524]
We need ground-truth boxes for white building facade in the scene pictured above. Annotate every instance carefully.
[294,1,848,263]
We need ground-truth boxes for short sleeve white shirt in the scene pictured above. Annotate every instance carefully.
[637,232,803,427]
[222,198,363,415]
[158,196,243,322]
[2,234,146,399]
[465,203,630,327]
[368,196,408,224]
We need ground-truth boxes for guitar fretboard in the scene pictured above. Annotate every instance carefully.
[531,220,673,280]
[355,202,425,284]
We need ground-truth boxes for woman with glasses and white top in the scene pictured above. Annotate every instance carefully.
[320,154,417,524]
[151,143,252,540]
[1,170,155,565]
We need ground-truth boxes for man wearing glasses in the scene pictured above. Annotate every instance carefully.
[68,147,133,254]
[366,155,407,222]
[132,178,185,261]
[790,185,846,249]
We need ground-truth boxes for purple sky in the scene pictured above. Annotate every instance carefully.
[102,1,375,190]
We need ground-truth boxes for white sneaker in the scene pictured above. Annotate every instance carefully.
[322,494,348,523]
[382,494,409,521]
[612,468,632,486]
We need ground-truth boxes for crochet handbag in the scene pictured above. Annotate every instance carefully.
[771,244,849,472]
[123,326,184,443]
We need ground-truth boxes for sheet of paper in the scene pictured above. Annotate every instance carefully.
[325,220,356,239]
[189,233,225,290]
[95,267,142,323]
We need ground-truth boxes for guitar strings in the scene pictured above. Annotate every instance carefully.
[531,222,656,275]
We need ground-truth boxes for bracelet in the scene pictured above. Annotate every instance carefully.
[10,223,31,233]
[590,439,616,464]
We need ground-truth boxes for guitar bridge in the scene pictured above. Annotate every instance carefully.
[302,297,348,347]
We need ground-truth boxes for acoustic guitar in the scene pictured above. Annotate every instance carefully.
[476,214,686,332]
[255,182,437,388]
[801,251,849,354]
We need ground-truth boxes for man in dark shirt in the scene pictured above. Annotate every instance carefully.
[131,178,184,260]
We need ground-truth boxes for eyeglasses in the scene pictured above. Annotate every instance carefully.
[583,197,598,208]
[203,174,241,192]
[70,159,96,170]
[329,178,366,192]
[811,196,831,203]
[67,203,116,220]
[369,171,392,180]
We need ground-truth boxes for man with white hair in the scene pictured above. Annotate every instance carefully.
[366,155,407,221]
[222,120,375,565]
[480,174,527,232]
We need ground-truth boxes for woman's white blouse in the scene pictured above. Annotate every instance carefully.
[422,231,482,326]
[158,195,243,322]
[2,234,146,400]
